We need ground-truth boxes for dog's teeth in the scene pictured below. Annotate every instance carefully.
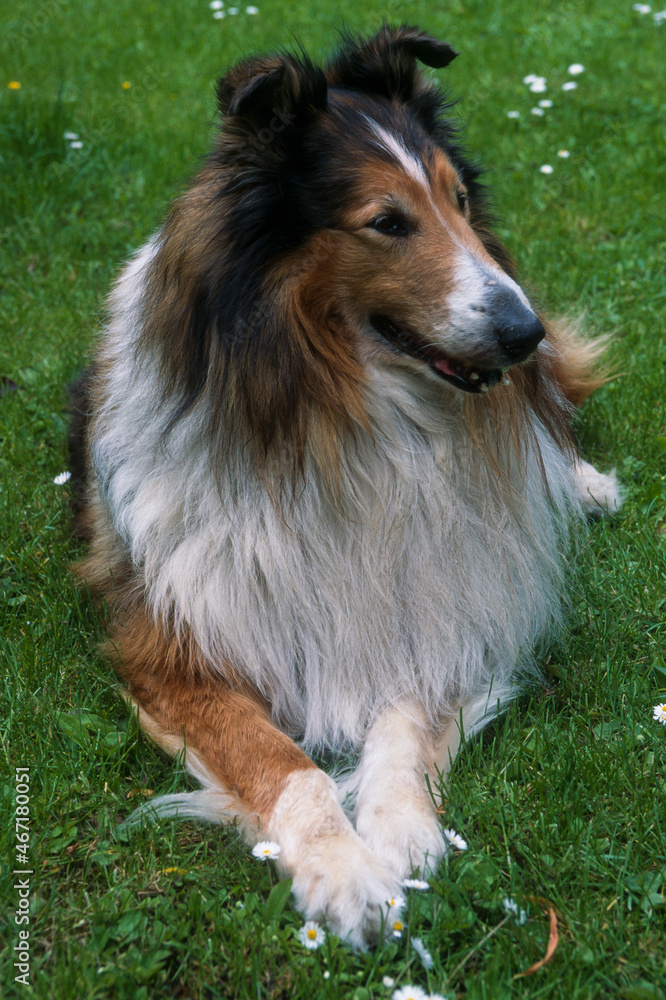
[479,383,489,393]
[469,372,480,381]
[502,375,511,385]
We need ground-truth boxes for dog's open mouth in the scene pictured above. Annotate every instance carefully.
[369,314,504,394]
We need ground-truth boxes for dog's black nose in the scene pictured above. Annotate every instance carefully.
[492,295,545,363]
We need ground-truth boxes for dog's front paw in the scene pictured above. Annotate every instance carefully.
[267,768,403,949]
[575,460,622,517]
[355,793,446,879]
[290,829,404,949]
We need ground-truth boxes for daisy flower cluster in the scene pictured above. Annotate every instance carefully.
[64,131,83,150]
[209,0,259,18]
[632,4,666,21]
[506,63,587,174]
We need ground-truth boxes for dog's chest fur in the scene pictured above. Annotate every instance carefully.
[92,248,581,749]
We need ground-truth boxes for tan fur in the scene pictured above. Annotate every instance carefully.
[546,319,612,405]
[110,601,316,823]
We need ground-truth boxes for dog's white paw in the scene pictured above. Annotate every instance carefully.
[289,828,404,949]
[267,768,403,949]
[575,460,622,516]
[355,793,446,879]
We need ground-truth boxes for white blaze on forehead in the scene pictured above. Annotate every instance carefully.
[454,252,533,310]
[362,116,429,188]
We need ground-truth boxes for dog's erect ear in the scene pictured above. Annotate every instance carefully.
[326,24,458,101]
[217,53,328,130]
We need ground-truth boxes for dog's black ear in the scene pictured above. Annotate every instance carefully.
[326,24,459,101]
[217,53,328,131]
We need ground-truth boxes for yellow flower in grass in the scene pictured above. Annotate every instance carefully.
[8,81,21,90]
[122,81,131,90]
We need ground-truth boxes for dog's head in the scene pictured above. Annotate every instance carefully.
[146,28,565,477]
[213,26,545,397]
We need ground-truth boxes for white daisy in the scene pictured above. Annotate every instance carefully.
[53,471,72,485]
[383,977,396,988]
[540,164,554,174]
[246,4,259,11]
[297,920,325,949]
[411,936,434,970]
[443,828,467,851]
[392,987,428,1000]
[213,10,225,16]
[654,9,666,20]
[70,141,83,149]
[568,63,585,74]
[632,3,651,11]
[558,149,570,158]
[403,878,430,890]
[653,703,666,724]
[323,971,330,980]
[507,110,520,118]
[386,894,406,910]
[63,130,78,140]
[562,81,578,91]
[529,79,547,93]
[523,74,538,84]
[391,917,405,938]
[228,5,238,11]
[531,107,545,116]
[539,99,553,107]
[209,0,223,7]
[503,897,528,924]
[251,840,280,860]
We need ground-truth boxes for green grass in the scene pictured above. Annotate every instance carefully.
[1,0,665,997]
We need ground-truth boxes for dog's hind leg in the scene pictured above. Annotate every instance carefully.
[116,607,402,949]
[573,459,622,517]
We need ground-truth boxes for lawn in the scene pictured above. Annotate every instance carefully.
[1,0,665,997]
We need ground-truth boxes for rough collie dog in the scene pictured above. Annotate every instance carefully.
[70,26,621,948]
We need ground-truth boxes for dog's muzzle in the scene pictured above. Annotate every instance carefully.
[489,290,546,364]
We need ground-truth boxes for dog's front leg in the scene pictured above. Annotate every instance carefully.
[349,703,447,878]
[123,658,402,949]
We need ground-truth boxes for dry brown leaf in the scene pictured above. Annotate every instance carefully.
[515,906,559,978]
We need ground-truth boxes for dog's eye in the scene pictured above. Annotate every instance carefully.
[368,213,411,237]
[456,187,469,214]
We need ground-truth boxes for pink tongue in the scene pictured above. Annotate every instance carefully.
[432,357,458,378]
